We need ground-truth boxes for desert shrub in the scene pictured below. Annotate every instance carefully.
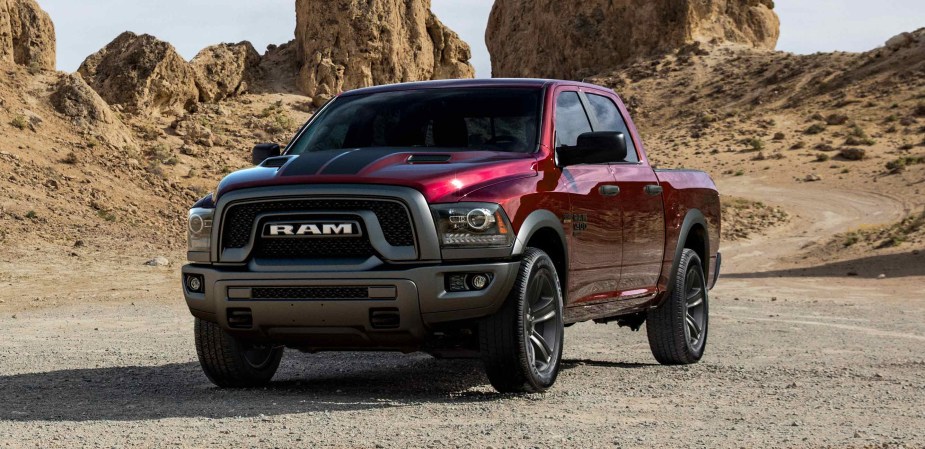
[805,123,826,135]
[97,209,117,222]
[825,114,849,125]
[743,137,765,151]
[839,148,866,161]
[10,115,28,130]
[842,232,860,247]
[145,161,166,178]
[62,152,79,165]
[914,102,925,117]
[790,141,806,150]
[815,153,830,162]
[885,156,925,173]
[25,210,37,219]
[260,102,297,135]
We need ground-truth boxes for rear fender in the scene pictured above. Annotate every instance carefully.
[657,209,709,305]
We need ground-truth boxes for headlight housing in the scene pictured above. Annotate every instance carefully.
[187,207,214,254]
[431,203,514,249]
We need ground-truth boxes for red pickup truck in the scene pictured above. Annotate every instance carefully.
[182,79,721,393]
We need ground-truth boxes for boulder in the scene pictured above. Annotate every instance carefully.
[49,73,138,149]
[78,32,199,115]
[885,29,924,51]
[190,41,262,103]
[50,73,117,127]
[487,0,780,79]
[0,0,55,70]
[294,0,474,100]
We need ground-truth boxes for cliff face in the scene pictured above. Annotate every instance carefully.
[294,0,474,103]
[487,0,779,79]
[0,0,56,70]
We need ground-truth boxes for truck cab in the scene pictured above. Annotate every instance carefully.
[183,79,721,393]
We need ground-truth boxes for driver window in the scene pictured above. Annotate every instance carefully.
[555,92,592,148]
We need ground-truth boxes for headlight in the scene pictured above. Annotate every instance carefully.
[431,203,514,248]
[188,207,214,253]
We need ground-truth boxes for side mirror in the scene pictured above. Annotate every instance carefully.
[558,132,627,167]
[252,143,281,165]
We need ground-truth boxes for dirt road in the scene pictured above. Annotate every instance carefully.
[1,177,923,448]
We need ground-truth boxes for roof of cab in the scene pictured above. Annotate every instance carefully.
[339,78,613,97]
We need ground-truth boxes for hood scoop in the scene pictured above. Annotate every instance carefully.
[407,154,452,164]
[261,155,295,168]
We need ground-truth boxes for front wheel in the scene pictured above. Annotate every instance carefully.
[480,248,565,393]
[646,248,709,365]
[194,318,284,388]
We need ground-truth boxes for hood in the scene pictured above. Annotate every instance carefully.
[215,148,538,203]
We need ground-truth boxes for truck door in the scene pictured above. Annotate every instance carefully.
[585,92,666,296]
[554,89,624,306]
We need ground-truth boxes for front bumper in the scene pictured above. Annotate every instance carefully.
[182,261,519,350]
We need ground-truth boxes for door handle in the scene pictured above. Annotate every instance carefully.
[599,185,621,197]
[644,185,663,196]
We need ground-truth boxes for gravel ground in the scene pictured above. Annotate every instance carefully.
[1,281,923,448]
[1,180,923,448]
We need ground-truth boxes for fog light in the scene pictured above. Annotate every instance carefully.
[468,274,490,290]
[186,275,204,293]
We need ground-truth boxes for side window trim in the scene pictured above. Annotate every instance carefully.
[553,89,594,150]
[576,91,601,131]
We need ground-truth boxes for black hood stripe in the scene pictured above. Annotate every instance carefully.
[280,150,343,176]
[320,148,401,175]
[281,148,410,176]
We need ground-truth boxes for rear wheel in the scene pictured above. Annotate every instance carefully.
[194,318,284,388]
[480,248,564,393]
[646,249,709,365]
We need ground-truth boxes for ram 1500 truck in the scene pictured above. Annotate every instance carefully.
[182,79,721,393]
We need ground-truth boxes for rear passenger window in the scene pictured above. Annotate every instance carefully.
[555,92,593,148]
[587,94,639,163]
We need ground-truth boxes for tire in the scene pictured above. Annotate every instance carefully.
[480,248,565,393]
[194,318,284,388]
[646,248,709,365]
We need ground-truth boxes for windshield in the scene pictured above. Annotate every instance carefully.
[286,88,543,155]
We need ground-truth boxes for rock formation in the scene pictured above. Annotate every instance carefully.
[49,73,137,148]
[77,32,199,115]
[294,0,474,104]
[0,0,56,70]
[487,0,780,79]
[190,41,262,103]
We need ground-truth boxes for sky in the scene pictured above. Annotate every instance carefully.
[42,0,924,78]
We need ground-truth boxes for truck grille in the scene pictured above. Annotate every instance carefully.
[254,236,375,259]
[251,287,370,301]
[219,198,415,261]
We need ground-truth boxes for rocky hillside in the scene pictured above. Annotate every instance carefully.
[586,30,925,257]
[487,0,778,79]
[1,0,922,263]
[0,0,477,256]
